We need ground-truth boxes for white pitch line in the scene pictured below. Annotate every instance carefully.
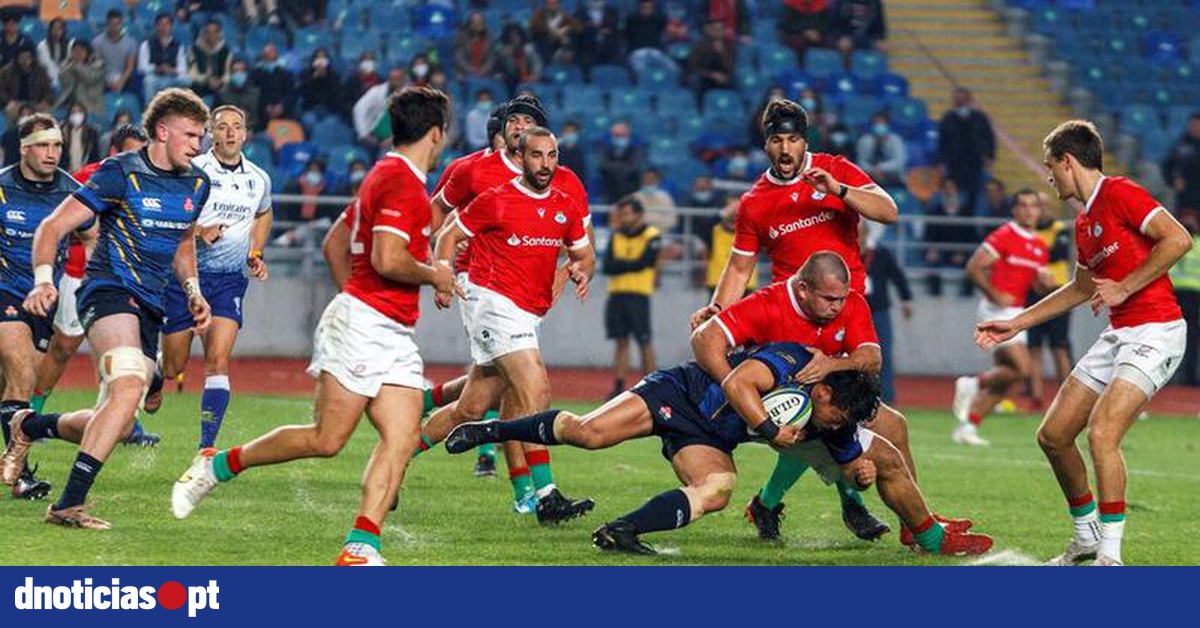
[966,549,1042,566]
[923,452,1200,482]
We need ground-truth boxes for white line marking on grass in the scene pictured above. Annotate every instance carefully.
[924,453,1200,482]
[966,549,1041,566]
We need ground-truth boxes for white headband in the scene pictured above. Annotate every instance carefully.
[20,127,63,147]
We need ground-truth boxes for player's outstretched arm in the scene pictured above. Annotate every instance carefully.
[976,266,1095,349]
[694,252,755,329]
[722,360,802,448]
[1093,209,1193,312]
[322,210,351,289]
[794,345,882,385]
[25,197,95,316]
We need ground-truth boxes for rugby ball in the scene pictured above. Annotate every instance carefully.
[761,385,813,429]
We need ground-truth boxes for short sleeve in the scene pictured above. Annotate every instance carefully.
[842,295,880,350]
[830,156,873,188]
[256,170,273,214]
[371,186,423,243]
[456,191,496,238]
[981,228,1005,258]
[438,161,474,210]
[731,197,759,257]
[432,158,460,196]
[73,158,125,214]
[1114,179,1165,235]
[566,202,589,250]
[747,343,813,387]
[559,167,591,220]
[714,287,776,347]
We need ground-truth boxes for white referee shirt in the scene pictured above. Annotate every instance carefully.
[191,150,273,274]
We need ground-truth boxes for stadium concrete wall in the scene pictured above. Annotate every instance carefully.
[234,277,1109,376]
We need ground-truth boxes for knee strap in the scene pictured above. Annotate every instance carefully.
[98,347,149,384]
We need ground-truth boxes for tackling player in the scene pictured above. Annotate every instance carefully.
[171,87,457,566]
[29,124,161,447]
[444,344,992,556]
[3,89,213,529]
[977,121,1192,566]
[426,126,597,524]
[690,99,900,541]
[951,189,1049,446]
[421,94,594,517]
[692,252,971,547]
[159,105,273,450]
[0,114,82,499]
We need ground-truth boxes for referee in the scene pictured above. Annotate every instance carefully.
[602,196,662,398]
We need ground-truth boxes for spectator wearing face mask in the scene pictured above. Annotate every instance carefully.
[464,89,496,151]
[216,58,261,130]
[558,120,587,183]
[299,48,342,117]
[824,122,856,160]
[190,18,231,96]
[285,158,329,222]
[352,68,408,147]
[496,24,543,92]
[632,168,677,231]
[937,87,995,216]
[855,112,906,188]
[60,102,101,172]
[599,121,647,202]
[346,159,369,196]
[720,148,752,181]
[408,54,436,87]
[342,52,382,116]
[252,43,295,123]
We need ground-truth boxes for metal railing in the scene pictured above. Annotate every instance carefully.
[263,193,1014,287]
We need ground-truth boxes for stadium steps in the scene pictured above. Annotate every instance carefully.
[885,0,1079,192]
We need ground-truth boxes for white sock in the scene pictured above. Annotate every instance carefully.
[1073,510,1101,546]
[1099,519,1125,562]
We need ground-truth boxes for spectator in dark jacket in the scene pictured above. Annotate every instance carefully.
[60,102,101,172]
[778,0,829,63]
[937,87,995,216]
[624,0,675,74]
[190,19,232,96]
[0,13,31,68]
[831,0,887,66]
[216,58,261,130]
[574,0,621,79]
[341,52,382,116]
[686,20,734,105]
[55,40,106,117]
[1163,113,1200,211]
[0,44,53,117]
[599,121,647,202]
[923,178,979,296]
[251,43,295,122]
[530,0,578,64]
[863,224,912,404]
[558,120,588,183]
[298,48,342,116]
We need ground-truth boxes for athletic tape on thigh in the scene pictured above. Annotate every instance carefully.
[1113,363,1157,397]
[699,472,737,498]
[99,347,149,384]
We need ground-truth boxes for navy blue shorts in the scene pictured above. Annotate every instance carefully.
[630,371,738,461]
[77,283,163,359]
[0,289,54,353]
[162,271,249,335]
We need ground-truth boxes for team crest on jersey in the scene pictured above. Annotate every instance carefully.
[811,191,827,200]
[1092,223,1102,238]
[659,405,672,420]
[422,225,432,237]
[835,328,846,342]
[791,192,799,202]
[507,233,520,246]
[4,305,16,317]
[537,207,545,218]
[184,197,194,212]
[554,210,566,224]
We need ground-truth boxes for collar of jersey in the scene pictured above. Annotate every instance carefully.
[206,150,245,173]
[785,276,810,320]
[499,149,522,175]
[511,176,550,200]
[1008,221,1037,240]
[1083,175,1107,214]
[386,151,428,184]
[764,152,812,187]
[140,147,192,177]
[11,163,59,192]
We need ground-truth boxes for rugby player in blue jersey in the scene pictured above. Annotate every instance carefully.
[3,88,213,529]
[446,343,993,556]
[0,114,84,500]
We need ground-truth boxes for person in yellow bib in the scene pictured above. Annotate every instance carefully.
[603,196,662,398]
[705,197,758,296]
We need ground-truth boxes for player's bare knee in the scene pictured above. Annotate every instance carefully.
[454,399,489,423]
[870,440,904,475]
[1036,425,1069,454]
[571,417,611,450]
[1086,423,1121,453]
[49,340,74,363]
[695,472,737,513]
[311,432,348,458]
[204,355,230,376]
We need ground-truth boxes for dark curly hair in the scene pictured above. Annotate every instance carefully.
[822,370,882,426]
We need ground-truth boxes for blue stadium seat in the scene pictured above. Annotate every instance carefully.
[244,139,274,170]
[465,77,509,104]
[648,136,682,169]
[590,64,631,87]
[311,117,355,148]
[841,95,883,131]
[637,66,680,90]
[805,49,843,79]
[65,21,94,42]
[245,25,288,53]
[609,89,652,117]
[737,71,764,95]
[580,113,615,144]
[328,144,371,176]
[387,36,433,67]
[1139,130,1173,163]
[277,142,321,180]
[87,0,126,29]
[1167,106,1194,133]
[104,93,142,125]
[134,0,173,25]
[1144,31,1183,65]
[327,0,363,30]
[665,158,710,192]
[875,73,910,100]
[562,85,605,114]
[411,4,456,40]
[0,111,7,134]
[887,98,928,134]
[340,30,383,64]
[543,64,584,85]
[293,28,334,59]
[1120,105,1162,136]
[654,90,698,118]
[760,47,799,77]
[702,90,746,118]
[17,18,45,41]
[825,73,863,104]
[774,69,816,97]
[850,50,887,80]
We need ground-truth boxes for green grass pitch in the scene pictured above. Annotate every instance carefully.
[3,390,1198,565]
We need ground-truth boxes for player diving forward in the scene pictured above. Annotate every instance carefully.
[3,89,214,529]
[0,114,82,499]
[691,99,901,541]
[159,104,273,450]
[444,343,993,556]
[977,121,1193,566]
[172,87,458,566]
[951,188,1049,445]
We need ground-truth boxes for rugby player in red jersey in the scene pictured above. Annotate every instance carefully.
[977,121,1193,566]
[690,98,902,542]
[424,126,597,525]
[951,189,1049,446]
[693,252,974,547]
[422,95,595,518]
[168,87,458,566]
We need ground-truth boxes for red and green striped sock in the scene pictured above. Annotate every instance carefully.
[911,515,945,553]
[345,515,381,551]
[509,466,534,501]
[212,447,243,483]
[1068,491,1097,518]
[412,434,435,458]
[526,449,554,493]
